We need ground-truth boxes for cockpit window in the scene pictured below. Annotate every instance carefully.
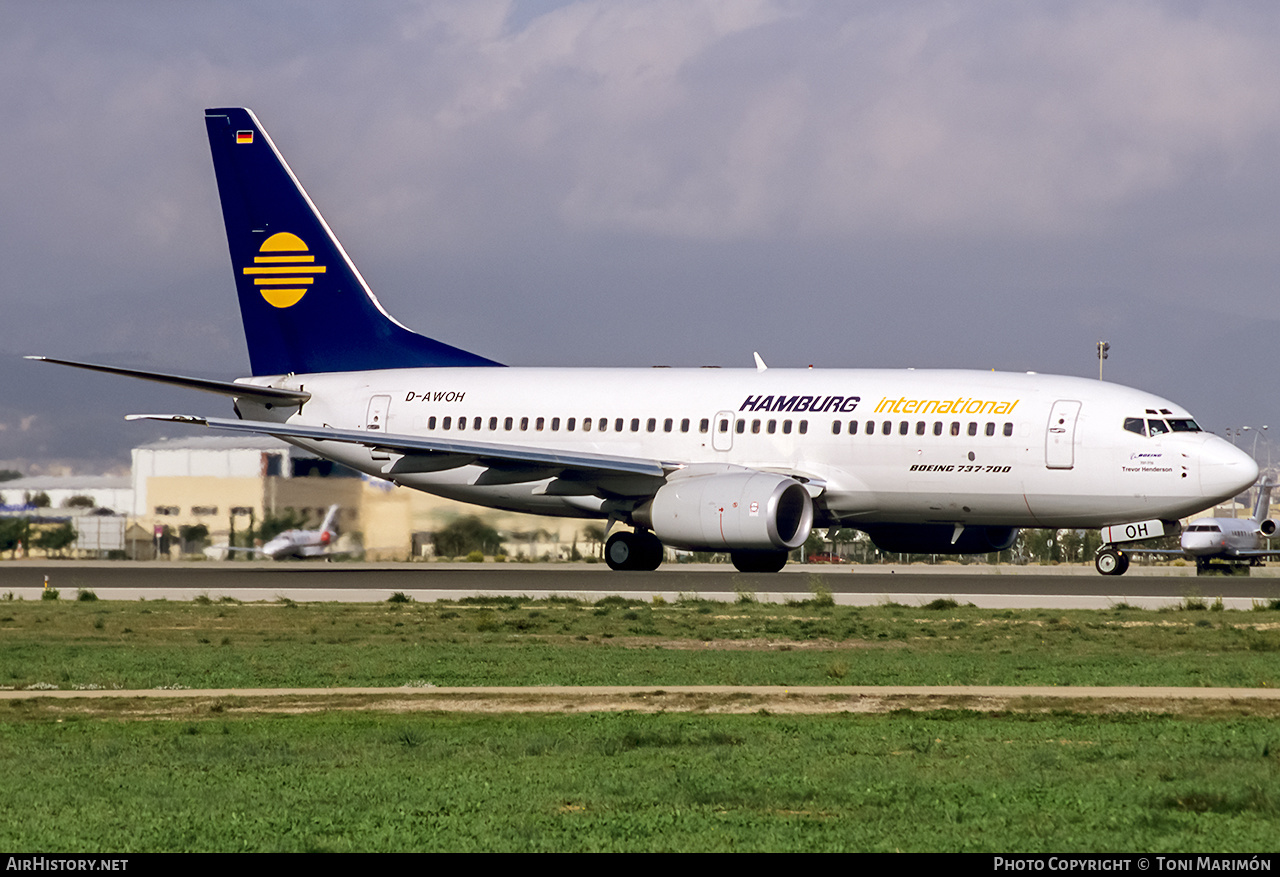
[1188,524,1221,533]
[1147,419,1170,436]
[1167,418,1201,432]
[1124,418,1146,436]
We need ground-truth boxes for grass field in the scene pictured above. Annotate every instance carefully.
[2,593,1279,689]
[2,594,1278,851]
[1,707,1276,851]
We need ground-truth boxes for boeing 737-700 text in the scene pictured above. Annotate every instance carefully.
[30,108,1260,573]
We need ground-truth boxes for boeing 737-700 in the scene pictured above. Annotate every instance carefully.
[30,108,1260,573]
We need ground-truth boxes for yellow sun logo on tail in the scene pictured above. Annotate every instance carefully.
[241,232,327,308]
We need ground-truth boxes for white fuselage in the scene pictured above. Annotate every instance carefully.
[1180,518,1265,558]
[260,528,332,559]
[236,367,1257,530]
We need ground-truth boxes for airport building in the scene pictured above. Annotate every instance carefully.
[127,435,583,561]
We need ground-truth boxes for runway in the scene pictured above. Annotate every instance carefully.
[4,560,1279,609]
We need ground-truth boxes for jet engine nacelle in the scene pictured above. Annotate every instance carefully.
[859,523,1018,555]
[635,471,814,552]
[1260,519,1278,537]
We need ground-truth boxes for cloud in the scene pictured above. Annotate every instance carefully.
[5,1,1280,468]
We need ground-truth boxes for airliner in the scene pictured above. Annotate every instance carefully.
[1100,481,1279,574]
[30,108,1260,573]
[211,504,343,560]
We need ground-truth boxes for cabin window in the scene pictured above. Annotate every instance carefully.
[473,417,481,430]
[534,417,544,431]
[664,418,673,432]
[718,418,729,433]
[1003,422,1013,437]
[428,416,437,430]
[933,421,943,436]
[831,421,842,435]
[551,417,560,431]
[566,418,575,431]
[736,419,746,434]
[599,418,608,431]
[615,418,624,432]
[504,417,513,430]
[442,416,452,430]
[696,418,706,433]
[457,416,465,430]
[646,418,656,432]
[849,421,859,435]
[681,418,691,433]
[882,421,892,436]
[899,421,909,436]
[985,422,995,436]
[520,417,529,431]
[752,419,761,434]
[916,421,926,436]
[631,418,641,432]
[950,422,960,436]
[783,420,793,434]
[799,420,808,435]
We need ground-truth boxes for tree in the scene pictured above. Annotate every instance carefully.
[0,469,21,482]
[63,495,95,509]
[581,524,605,558]
[0,518,30,557]
[27,492,50,508]
[258,508,309,543]
[33,521,76,557]
[432,516,502,558]
[179,523,210,554]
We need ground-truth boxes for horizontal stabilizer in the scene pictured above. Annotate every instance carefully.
[27,357,310,405]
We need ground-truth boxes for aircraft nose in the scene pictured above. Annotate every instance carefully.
[1199,437,1259,505]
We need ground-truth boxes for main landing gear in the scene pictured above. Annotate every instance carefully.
[605,530,664,571]
[730,550,790,573]
[1094,546,1130,576]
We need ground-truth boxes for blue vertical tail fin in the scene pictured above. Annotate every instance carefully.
[205,108,501,376]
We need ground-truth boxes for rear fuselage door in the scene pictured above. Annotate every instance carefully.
[1045,400,1081,469]
[366,394,391,461]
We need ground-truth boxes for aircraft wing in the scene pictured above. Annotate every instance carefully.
[127,414,683,483]
[1123,547,1280,560]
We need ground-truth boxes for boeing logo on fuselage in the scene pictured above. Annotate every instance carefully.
[739,395,861,414]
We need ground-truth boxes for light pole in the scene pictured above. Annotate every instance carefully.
[1096,341,1109,380]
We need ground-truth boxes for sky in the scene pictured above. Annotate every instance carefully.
[4,0,1280,473]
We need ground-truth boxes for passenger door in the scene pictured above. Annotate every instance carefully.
[1045,400,1081,469]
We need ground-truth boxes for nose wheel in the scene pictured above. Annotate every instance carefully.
[1095,546,1130,576]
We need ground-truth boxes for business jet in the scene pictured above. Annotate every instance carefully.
[1096,481,1278,574]
[29,108,1260,573]
[209,505,343,560]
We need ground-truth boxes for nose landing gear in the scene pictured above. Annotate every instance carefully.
[1095,546,1130,576]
